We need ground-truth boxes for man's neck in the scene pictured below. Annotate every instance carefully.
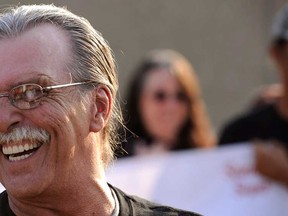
[8,180,115,216]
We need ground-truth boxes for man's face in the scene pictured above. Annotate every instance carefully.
[0,24,94,198]
[271,43,288,74]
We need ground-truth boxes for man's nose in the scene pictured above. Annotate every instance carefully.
[0,99,23,133]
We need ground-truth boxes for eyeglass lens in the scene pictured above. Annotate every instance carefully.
[10,84,44,109]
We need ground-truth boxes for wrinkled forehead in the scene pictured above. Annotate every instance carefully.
[0,24,72,89]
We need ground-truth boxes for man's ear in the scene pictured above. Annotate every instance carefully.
[89,85,112,133]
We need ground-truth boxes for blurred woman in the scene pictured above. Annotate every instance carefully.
[122,49,216,156]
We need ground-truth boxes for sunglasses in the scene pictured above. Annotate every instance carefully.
[0,81,95,110]
[152,91,188,103]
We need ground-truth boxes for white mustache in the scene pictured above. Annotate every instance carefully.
[0,127,50,144]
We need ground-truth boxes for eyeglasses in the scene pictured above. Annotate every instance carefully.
[0,81,94,110]
[153,91,188,103]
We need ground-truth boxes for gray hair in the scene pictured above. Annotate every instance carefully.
[0,4,122,165]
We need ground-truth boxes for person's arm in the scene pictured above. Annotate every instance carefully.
[254,141,288,187]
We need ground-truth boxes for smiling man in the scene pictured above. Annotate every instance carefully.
[0,4,201,216]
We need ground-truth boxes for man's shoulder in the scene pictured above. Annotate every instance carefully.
[125,195,201,216]
[111,185,202,216]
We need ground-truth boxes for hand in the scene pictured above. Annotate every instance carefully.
[254,140,288,187]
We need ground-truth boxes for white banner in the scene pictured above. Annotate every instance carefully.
[106,143,288,216]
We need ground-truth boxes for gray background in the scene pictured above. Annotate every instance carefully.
[0,0,286,134]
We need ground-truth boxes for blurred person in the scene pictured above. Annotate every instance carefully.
[122,49,216,157]
[249,83,282,111]
[0,4,201,216]
[219,4,288,187]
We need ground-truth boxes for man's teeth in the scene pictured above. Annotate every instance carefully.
[2,143,41,161]
[9,153,33,162]
[2,143,40,155]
